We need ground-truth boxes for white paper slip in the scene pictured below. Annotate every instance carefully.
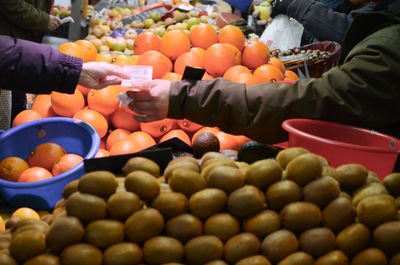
[61,17,75,24]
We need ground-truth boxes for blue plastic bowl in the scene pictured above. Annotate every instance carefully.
[0,117,100,210]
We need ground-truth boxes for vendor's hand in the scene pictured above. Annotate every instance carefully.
[126,79,171,123]
[48,15,62,31]
[78,62,130,90]
[270,0,293,17]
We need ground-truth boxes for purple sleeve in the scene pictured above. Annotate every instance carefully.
[0,35,83,94]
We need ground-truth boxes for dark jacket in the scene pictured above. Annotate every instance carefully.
[0,35,82,94]
[0,0,52,43]
[167,0,400,144]
[287,0,374,45]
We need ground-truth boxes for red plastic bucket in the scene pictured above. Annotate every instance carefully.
[282,119,400,180]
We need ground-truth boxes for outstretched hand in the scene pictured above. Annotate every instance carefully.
[78,62,130,90]
[48,15,62,31]
[126,79,171,123]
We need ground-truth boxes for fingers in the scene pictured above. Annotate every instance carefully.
[126,90,152,101]
[101,77,124,87]
[103,64,130,79]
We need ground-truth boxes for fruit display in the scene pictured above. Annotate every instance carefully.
[1,148,400,264]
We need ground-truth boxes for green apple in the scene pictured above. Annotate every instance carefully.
[187,17,200,30]
[125,39,134,50]
[200,15,209,23]
[98,45,110,53]
[150,11,161,22]
[124,29,138,40]
[111,38,127,52]
[144,18,155,29]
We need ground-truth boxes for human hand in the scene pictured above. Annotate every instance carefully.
[48,15,62,31]
[126,79,171,122]
[78,62,130,89]
[270,0,293,17]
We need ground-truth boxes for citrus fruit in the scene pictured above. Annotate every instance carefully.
[52,154,84,176]
[0,156,29,182]
[11,207,40,220]
[27,142,67,171]
[18,167,53,182]
[12,110,42,127]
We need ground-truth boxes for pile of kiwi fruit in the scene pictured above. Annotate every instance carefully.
[1,147,400,265]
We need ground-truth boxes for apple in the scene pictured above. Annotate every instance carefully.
[85,34,97,41]
[152,27,166,37]
[187,17,200,30]
[103,29,113,36]
[99,45,110,53]
[164,17,175,26]
[150,11,161,22]
[144,18,155,29]
[111,38,127,52]
[110,20,123,30]
[125,39,134,50]
[131,20,145,28]
[167,24,176,31]
[198,10,208,17]
[92,25,103,38]
[200,15,209,23]
[90,39,103,51]
[122,8,132,16]
[124,29,138,40]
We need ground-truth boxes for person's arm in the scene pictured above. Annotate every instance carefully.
[0,0,50,33]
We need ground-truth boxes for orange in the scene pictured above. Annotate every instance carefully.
[174,51,204,76]
[233,135,252,149]
[75,39,97,62]
[284,70,299,80]
[58,42,84,60]
[18,167,53,182]
[95,148,110,158]
[11,207,40,220]
[224,43,242,65]
[87,85,120,116]
[73,109,108,138]
[129,131,156,150]
[137,50,173,79]
[109,139,137,156]
[52,154,84,176]
[160,30,191,61]
[215,131,239,151]
[127,55,140,65]
[76,84,90,96]
[189,24,219,50]
[241,40,270,70]
[203,43,240,77]
[106,129,131,151]
[269,57,285,73]
[111,55,133,66]
[223,65,251,81]
[51,89,85,117]
[218,25,246,51]
[231,73,260,87]
[190,47,206,60]
[31,94,57,118]
[134,31,161,55]
[191,127,220,145]
[12,110,42,127]
[27,142,67,171]
[110,105,140,132]
[159,129,191,146]
[162,72,182,81]
[140,118,177,138]
[202,72,214,80]
[0,216,4,231]
[96,54,113,63]
[100,139,106,149]
[0,156,29,182]
[253,64,285,82]
[176,119,204,133]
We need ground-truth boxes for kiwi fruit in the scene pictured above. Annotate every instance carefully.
[299,227,336,259]
[322,197,356,234]
[13,223,49,237]
[189,188,227,219]
[367,171,381,184]
[85,219,124,248]
[103,242,142,265]
[339,191,352,201]
[336,223,371,257]
[78,171,117,198]
[204,213,239,242]
[11,219,48,234]
[143,236,184,265]
[206,166,245,193]
[313,250,349,265]
[66,192,107,224]
[281,202,322,233]
[200,152,227,167]
[227,185,266,219]
[286,153,323,186]
[168,168,206,197]
[50,207,67,223]
[390,253,400,265]
[9,230,46,261]
[164,161,200,182]
[0,253,17,265]
[383,173,400,197]
[60,243,103,265]
[236,161,250,176]
[168,156,199,168]
[236,255,271,265]
[122,156,160,177]
[184,235,224,265]
[107,191,141,220]
[224,233,260,264]
[166,214,203,242]
[245,159,282,191]
[124,208,164,243]
[23,253,60,265]
[46,216,85,252]
[201,158,237,181]
[356,194,397,228]
[336,164,368,192]
[351,248,388,265]
[352,183,388,206]
[203,260,228,265]
[266,180,302,211]
[373,221,400,255]
[321,166,339,182]
[151,192,189,219]
[62,179,80,199]
[303,176,340,208]
[192,131,220,158]
[261,229,299,264]
[243,209,281,239]
[277,251,314,265]
[125,170,160,202]
[276,147,309,169]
